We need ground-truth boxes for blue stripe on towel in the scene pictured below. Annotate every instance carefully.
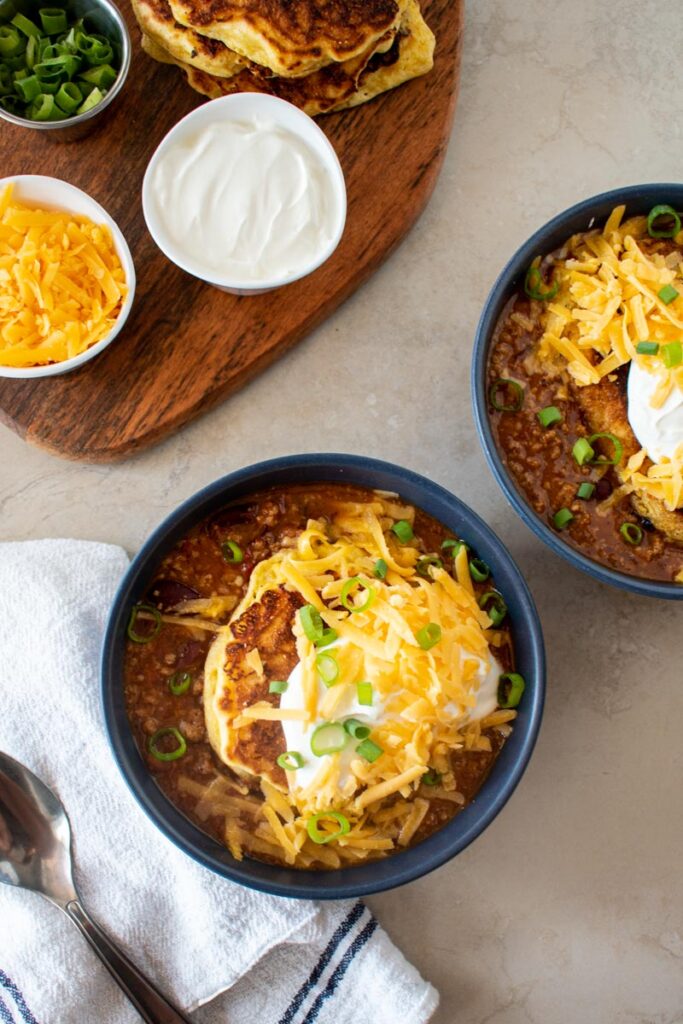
[301,917,378,1024]
[0,972,39,1024]
[0,993,16,1024]
[278,901,365,1024]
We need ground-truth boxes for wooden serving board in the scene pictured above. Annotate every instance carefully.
[0,0,463,461]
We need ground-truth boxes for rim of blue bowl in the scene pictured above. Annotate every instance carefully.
[101,454,546,899]
[472,182,683,601]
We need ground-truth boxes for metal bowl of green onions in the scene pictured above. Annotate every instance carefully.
[0,0,130,138]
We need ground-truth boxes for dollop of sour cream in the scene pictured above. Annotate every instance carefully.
[147,116,342,284]
[279,640,502,791]
[628,359,683,462]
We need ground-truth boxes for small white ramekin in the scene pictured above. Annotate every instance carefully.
[0,175,135,379]
[141,93,347,296]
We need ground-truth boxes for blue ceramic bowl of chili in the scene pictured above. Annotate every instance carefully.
[472,183,683,600]
[101,454,546,899]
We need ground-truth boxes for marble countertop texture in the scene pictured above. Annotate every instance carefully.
[2,1,682,1022]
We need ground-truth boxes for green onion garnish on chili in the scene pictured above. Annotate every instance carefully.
[316,652,339,687]
[469,557,490,582]
[572,437,594,466]
[277,751,304,771]
[576,482,595,500]
[537,405,562,428]
[478,590,507,627]
[586,432,623,466]
[357,681,373,706]
[661,340,682,368]
[392,519,414,543]
[269,679,288,694]
[221,539,243,563]
[340,576,375,613]
[306,811,350,845]
[168,671,191,696]
[647,205,681,239]
[497,672,525,709]
[636,341,659,355]
[148,727,187,762]
[344,718,371,740]
[416,555,443,578]
[489,377,524,412]
[524,262,559,301]
[619,522,643,546]
[422,770,441,786]
[316,627,338,649]
[310,722,347,756]
[127,603,162,644]
[355,738,383,762]
[416,622,441,650]
[658,283,679,305]
[300,604,324,644]
[552,507,574,530]
[441,538,467,554]
[373,558,388,579]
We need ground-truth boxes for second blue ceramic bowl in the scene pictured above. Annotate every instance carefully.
[101,454,545,899]
[472,183,683,600]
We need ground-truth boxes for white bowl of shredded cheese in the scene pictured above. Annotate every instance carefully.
[141,94,347,295]
[0,175,135,378]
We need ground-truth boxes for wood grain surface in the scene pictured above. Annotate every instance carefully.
[0,0,463,461]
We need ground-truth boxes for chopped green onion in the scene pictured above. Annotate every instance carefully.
[340,576,375,613]
[537,405,562,428]
[636,341,659,355]
[357,681,373,706]
[13,73,40,101]
[552,508,574,530]
[55,79,81,111]
[0,25,24,56]
[661,341,682,368]
[524,263,559,301]
[148,727,187,762]
[269,679,288,694]
[344,718,371,740]
[478,590,507,627]
[310,722,347,756]
[316,652,339,687]
[373,558,388,579]
[127,603,162,644]
[277,751,304,771]
[300,604,324,644]
[658,283,679,305]
[29,91,58,119]
[572,437,595,466]
[306,811,350,845]
[168,671,191,696]
[79,62,116,89]
[356,738,383,762]
[76,83,102,113]
[39,8,68,33]
[421,770,441,786]
[497,672,525,709]
[489,377,524,412]
[416,622,441,650]
[587,432,623,466]
[392,519,414,543]
[221,539,243,564]
[647,204,681,239]
[11,12,41,38]
[316,627,338,649]
[416,555,443,578]
[469,558,490,582]
[576,482,595,500]
[619,522,643,546]
[441,538,466,553]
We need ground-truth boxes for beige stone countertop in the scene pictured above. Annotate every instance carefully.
[1,1,682,1021]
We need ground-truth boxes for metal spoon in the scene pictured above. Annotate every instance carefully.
[0,751,194,1024]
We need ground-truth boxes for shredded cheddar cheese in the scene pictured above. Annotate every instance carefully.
[534,207,683,510]
[0,183,127,368]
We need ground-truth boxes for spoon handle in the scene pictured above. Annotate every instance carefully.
[65,900,194,1024]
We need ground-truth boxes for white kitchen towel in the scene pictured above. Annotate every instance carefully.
[0,540,438,1024]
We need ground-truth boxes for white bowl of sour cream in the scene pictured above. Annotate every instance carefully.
[142,94,347,295]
